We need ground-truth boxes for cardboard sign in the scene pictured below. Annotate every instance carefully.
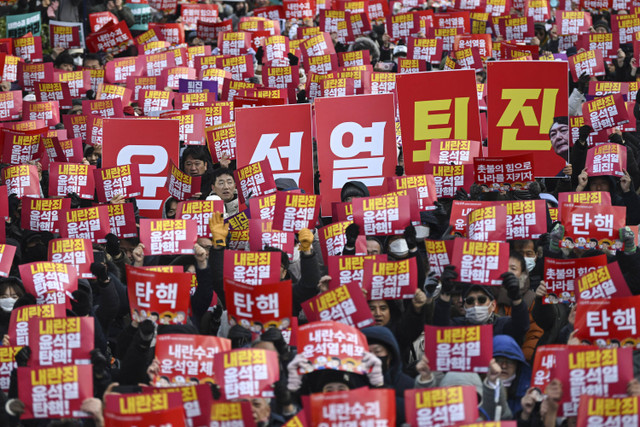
[8,304,65,346]
[48,238,94,279]
[104,407,186,427]
[352,194,411,236]
[106,203,137,239]
[29,317,94,366]
[585,143,626,177]
[271,192,320,232]
[583,94,629,133]
[94,164,142,203]
[405,386,479,426]
[576,262,631,301]
[298,320,369,374]
[19,261,78,307]
[59,205,110,243]
[166,163,201,201]
[236,103,314,194]
[234,160,277,205]
[311,388,394,426]
[176,200,224,239]
[213,348,279,400]
[561,204,626,249]
[544,255,608,304]
[18,365,92,419]
[361,257,418,299]
[139,219,198,255]
[467,204,507,241]
[2,164,40,198]
[570,50,606,82]
[48,163,95,199]
[49,21,84,49]
[86,21,133,54]
[0,346,20,392]
[103,119,179,217]
[21,198,70,233]
[126,265,192,324]
[451,239,509,286]
[577,395,640,427]
[302,281,374,329]
[223,250,281,285]
[225,278,292,330]
[210,401,256,426]
[248,219,295,259]
[314,93,397,212]
[105,56,144,84]
[425,324,493,373]
[0,90,22,121]
[474,154,535,191]
[154,334,231,385]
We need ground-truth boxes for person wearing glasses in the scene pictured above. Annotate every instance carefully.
[432,265,530,345]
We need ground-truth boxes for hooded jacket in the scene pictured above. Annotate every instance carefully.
[493,335,531,415]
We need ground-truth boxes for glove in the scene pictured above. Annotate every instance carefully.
[620,227,637,254]
[90,262,109,283]
[404,225,417,250]
[440,265,458,295]
[501,272,521,301]
[90,349,109,379]
[15,346,31,367]
[287,354,312,392]
[345,223,360,248]
[549,223,565,252]
[395,165,404,176]
[105,233,121,258]
[209,212,229,247]
[298,228,313,252]
[469,183,483,200]
[609,133,624,145]
[67,192,82,209]
[361,352,384,387]
[578,125,592,142]
[454,188,469,201]
[424,271,440,297]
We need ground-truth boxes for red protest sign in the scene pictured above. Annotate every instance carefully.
[234,160,277,205]
[22,100,60,127]
[352,194,411,236]
[19,261,78,308]
[210,401,256,426]
[21,198,70,233]
[8,304,66,346]
[154,334,231,385]
[2,128,42,165]
[236,104,314,194]
[576,262,631,301]
[327,254,387,289]
[583,94,629,133]
[95,84,132,106]
[451,239,509,286]
[248,220,295,260]
[405,386,478,426]
[139,385,213,427]
[29,317,94,366]
[408,37,443,63]
[311,388,395,426]
[387,175,437,212]
[558,191,611,213]
[181,4,218,31]
[158,110,206,146]
[3,164,40,198]
[474,154,535,191]
[425,239,454,277]
[104,407,186,427]
[302,281,374,329]
[272,192,320,232]
[35,82,71,109]
[570,50,606,82]
[127,76,166,101]
[314,93,397,212]
[86,21,134,55]
[503,200,547,240]
[83,98,124,118]
[223,250,281,285]
[360,255,414,302]
[56,70,91,98]
[318,220,351,261]
[49,21,83,49]
[19,365,93,419]
[544,255,608,304]
[585,143,626,177]
[48,238,94,279]
[561,204,626,249]
[59,205,110,243]
[575,295,640,344]
[48,163,95,199]
[577,395,640,427]
[467,204,507,241]
[0,91,22,121]
[225,278,293,330]
[104,391,183,417]
[298,320,369,373]
[0,346,20,392]
[126,265,192,324]
[19,62,53,93]
[94,164,142,203]
[106,203,137,239]
[425,325,493,373]
[176,200,224,239]
[103,118,180,218]
[105,56,144,84]
[89,11,118,32]
[140,219,198,255]
[430,139,481,165]
[213,348,279,400]
[167,163,201,201]
[427,164,474,198]
[0,244,16,277]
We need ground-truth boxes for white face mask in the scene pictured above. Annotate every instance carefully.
[389,239,409,258]
[0,297,16,313]
[524,257,536,272]
[415,225,430,239]
[465,305,491,324]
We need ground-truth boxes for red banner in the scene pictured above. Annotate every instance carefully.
[234,160,277,205]
[405,386,478,426]
[362,257,418,299]
[467,204,507,241]
[225,278,292,330]
[544,255,608,304]
[298,320,369,373]
[570,50,606,82]
[19,261,78,307]
[327,254,387,289]
[425,324,493,373]
[19,364,92,419]
[575,295,640,344]
[29,317,94,366]
[22,100,60,127]
[126,265,192,324]
[585,143,626,177]
[21,198,70,233]
[107,203,138,238]
[0,90,22,121]
[223,250,281,285]
[105,56,144,85]
[271,192,320,232]
[2,128,42,165]
[583,94,629,133]
[352,194,411,236]
[311,388,395,426]
[561,204,626,249]
[48,238,94,279]
[576,395,640,427]
[248,219,295,260]
[154,334,231,385]
[48,163,95,199]
[49,21,83,49]
[429,139,481,165]
[8,303,65,346]
[59,205,110,243]
[94,164,142,203]
[35,82,71,109]
[576,262,631,301]
[140,219,198,255]
[213,348,279,400]
[302,281,374,329]
[451,239,509,286]
[0,346,20,392]
[86,21,134,55]
[176,200,224,239]
[140,384,213,427]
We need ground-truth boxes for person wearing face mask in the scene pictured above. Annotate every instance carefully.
[0,278,26,339]
[21,231,52,264]
[492,335,532,416]
[433,266,530,344]
[511,240,542,289]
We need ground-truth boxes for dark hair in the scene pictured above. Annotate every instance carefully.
[511,239,539,254]
[181,146,211,168]
[549,116,569,134]
[212,167,234,183]
[0,278,26,299]
[54,51,75,68]
[83,53,102,65]
[263,246,289,271]
[509,251,526,275]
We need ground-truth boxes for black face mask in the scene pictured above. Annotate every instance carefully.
[24,244,48,263]
[378,355,390,373]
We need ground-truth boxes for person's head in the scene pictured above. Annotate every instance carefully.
[211,168,236,202]
[0,81,11,92]
[386,235,408,260]
[0,278,26,312]
[84,146,99,166]
[534,23,547,43]
[366,237,382,255]
[249,397,271,423]
[340,181,368,203]
[463,286,496,324]
[54,51,75,71]
[589,176,612,192]
[593,21,611,33]
[181,146,210,177]
[83,53,102,70]
[512,240,537,272]
[165,197,178,219]
[368,342,391,371]
[322,382,349,392]
[368,300,390,326]
[549,117,569,160]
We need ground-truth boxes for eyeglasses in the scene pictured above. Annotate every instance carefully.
[465,295,488,306]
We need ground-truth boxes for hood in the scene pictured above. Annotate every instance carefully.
[439,372,483,405]
[493,335,528,367]
[340,181,370,202]
[275,178,300,192]
[361,326,402,375]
